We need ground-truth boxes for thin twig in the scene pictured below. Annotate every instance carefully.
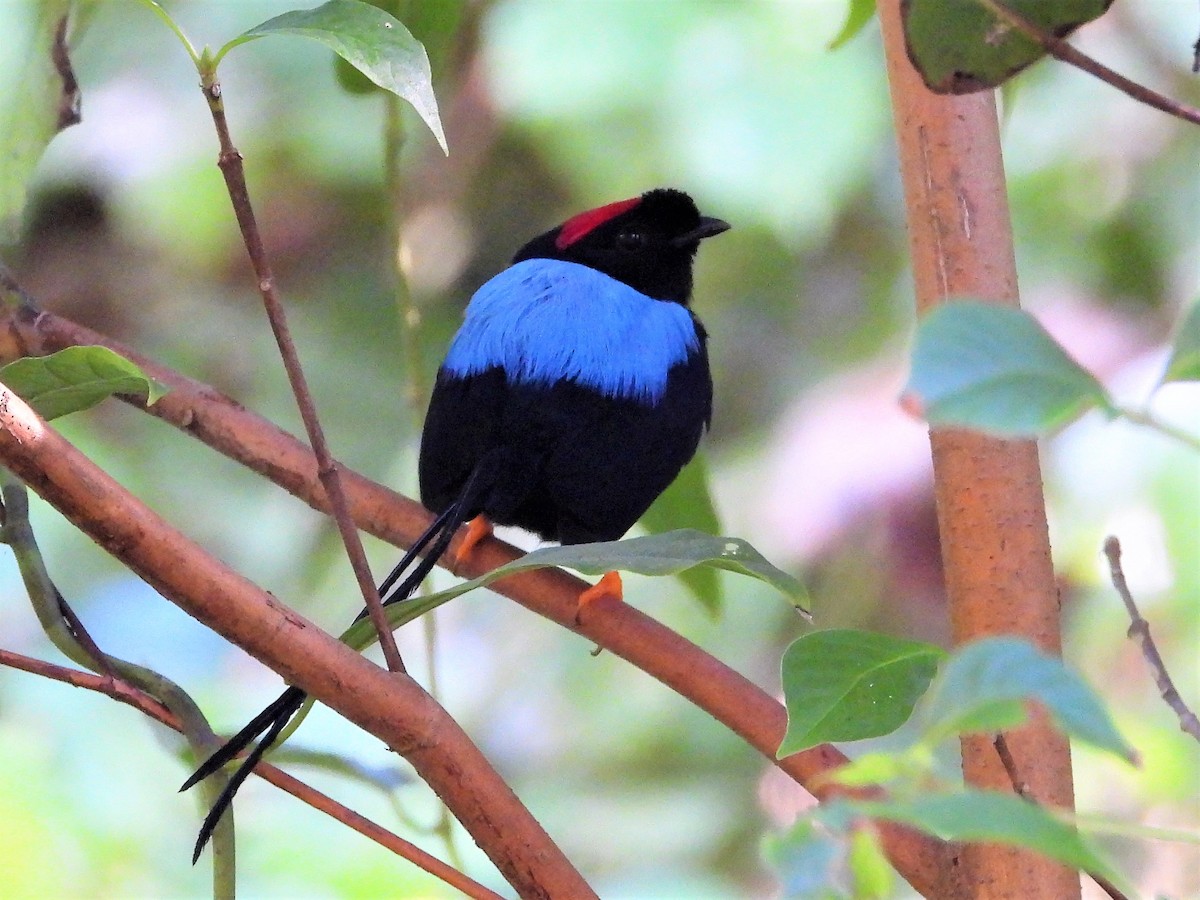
[0,646,174,721]
[0,646,502,900]
[197,76,404,675]
[992,733,1031,799]
[1113,405,1200,455]
[1103,536,1200,743]
[992,732,1130,900]
[975,0,1200,127]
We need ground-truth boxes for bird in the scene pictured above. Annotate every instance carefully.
[181,187,729,862]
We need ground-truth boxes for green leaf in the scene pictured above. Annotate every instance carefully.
[778,630,944,756]
[223,0,447,153]
[829,0,876,50]
[848,827,894,899]
[901,0,1114,93]
[0,347,168,420]
[824,749,926,788]
[641,457,723,615]
[916,637,1137,763]
[859,790,1131,893]
[1163,301,1200,383]
[341,529,809,650]
[904,300,1110,436]
[0,1,91,240]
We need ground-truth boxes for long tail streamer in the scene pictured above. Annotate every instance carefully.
[183,466,488,863]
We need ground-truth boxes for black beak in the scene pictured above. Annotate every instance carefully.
[671,216,731,248]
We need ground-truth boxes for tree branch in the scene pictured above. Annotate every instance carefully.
[879,1,1079,896]
[0,301,952,895]
[0,380,594,900]
[1103,536,1200,743]
[0,647,502,900]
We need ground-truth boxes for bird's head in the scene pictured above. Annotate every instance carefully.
[512,188,730,305]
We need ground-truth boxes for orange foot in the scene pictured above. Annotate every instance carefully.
[575,570,623,623]
[453,515,493,572]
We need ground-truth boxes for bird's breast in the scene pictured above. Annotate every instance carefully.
[441,258,703,404]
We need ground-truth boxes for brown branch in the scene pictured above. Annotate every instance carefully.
[0,382,595,899]
[0,306,952,894]
[0,647,501,900]
[975,0,1200,126]
[1103,536,1200,743]
[879,1,1079,897]
[197,77,404,676]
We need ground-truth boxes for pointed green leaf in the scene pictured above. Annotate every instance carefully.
[222,0,447,153]
[859,790,1131,893]
[848,827,894,899]
[823,750,924,788]
[305,531,807,741]
[1163,302,1200,383]
[916,637,1137,763]
[829,0,877,50]
[1,1,92,240]
[778,630,944,755]
[641,457,723,615]
[905,300,1110,436]
[0,347,168,420]
[901,0,1114,93]
[340,530,808,651]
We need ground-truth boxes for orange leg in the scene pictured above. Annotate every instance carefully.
[576,570,623,622]
[453,515,493,571]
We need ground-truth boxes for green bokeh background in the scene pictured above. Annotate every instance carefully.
[1,1,1197,896]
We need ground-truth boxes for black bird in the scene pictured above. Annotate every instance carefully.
[182,187,728,861]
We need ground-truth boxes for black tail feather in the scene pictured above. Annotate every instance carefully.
[190,698,294,864]
[180,686,306,793]
[185,465,491,862]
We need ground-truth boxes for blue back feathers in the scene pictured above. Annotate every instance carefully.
[442,258,701,404]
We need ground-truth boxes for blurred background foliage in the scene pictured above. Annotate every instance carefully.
[0,0,1197,897]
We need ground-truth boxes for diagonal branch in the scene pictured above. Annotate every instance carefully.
[0,380,595,900]
[198,74,404,675]
[0,301,953,896]
[0,647,502,900]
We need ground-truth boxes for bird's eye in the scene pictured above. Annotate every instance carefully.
[616,228,647,250]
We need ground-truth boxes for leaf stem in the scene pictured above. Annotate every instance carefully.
[135,0,202,68]
[197,74,406,675]
[1112,404,1200,454]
